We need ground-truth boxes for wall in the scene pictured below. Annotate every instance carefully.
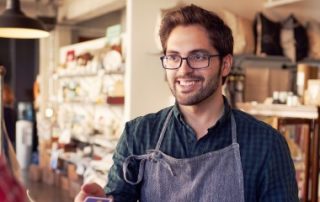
[125,0,177,120]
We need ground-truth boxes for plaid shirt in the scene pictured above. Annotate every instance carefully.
[0,155,26,202]
[106,97,299,202]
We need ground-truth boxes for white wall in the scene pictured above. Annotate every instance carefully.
[125,0,178,120]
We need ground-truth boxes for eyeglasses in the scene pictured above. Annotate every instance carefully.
[160,54,220,70]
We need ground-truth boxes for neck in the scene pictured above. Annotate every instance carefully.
[178,92,225,139]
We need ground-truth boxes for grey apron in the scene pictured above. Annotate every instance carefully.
[123,109,245,202]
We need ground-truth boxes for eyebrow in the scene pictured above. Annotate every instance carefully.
[166,49,211,55]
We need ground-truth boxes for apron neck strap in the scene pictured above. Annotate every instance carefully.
[155,109,174,151]
[231,113,237,144]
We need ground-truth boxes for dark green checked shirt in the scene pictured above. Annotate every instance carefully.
[105,98,299,202]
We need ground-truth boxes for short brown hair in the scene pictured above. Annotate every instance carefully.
[159,4,233,58]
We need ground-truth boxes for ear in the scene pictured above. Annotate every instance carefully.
[221,54,232,77]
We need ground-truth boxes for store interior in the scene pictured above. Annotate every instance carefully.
[0,0,320,201]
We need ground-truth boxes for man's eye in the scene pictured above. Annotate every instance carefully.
[166,55,180,61]
[190,54,208,60]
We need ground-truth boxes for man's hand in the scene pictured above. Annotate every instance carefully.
[74,182,111,202]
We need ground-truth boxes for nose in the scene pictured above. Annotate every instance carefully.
[179,58,193,74]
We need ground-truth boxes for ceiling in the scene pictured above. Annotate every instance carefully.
[0,0,319,28]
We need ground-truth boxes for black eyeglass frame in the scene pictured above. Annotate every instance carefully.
[160,54,220,70]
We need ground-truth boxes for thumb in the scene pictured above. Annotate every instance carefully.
[81,182,105,197]
[74,182,106,202]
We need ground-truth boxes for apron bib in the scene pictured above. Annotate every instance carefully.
[123,109,245,202]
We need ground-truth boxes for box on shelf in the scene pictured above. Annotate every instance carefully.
[69,179,82,198]
[67,164,78,181]
[61,175,69,191]
[245,66,292,102]
[28,164,42,182]
[39,141,52,169]
[304,79,320,105]
[106,96,124,104]
[42,167,55,185]
[54,171,61,187]
[296,64,319,101]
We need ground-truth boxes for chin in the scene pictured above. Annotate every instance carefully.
[176,97,202,106]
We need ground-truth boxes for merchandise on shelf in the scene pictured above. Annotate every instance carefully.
[44,36,126,185]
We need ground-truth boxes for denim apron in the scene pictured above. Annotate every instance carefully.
[123,109,245,202]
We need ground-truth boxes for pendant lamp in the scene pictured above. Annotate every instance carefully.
[0,0,49,39]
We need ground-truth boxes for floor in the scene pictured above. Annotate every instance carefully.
[22,170,73,202]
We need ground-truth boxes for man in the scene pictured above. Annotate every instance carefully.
[75,4,298,202]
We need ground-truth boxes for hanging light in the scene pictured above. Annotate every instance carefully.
[0,0,49,39]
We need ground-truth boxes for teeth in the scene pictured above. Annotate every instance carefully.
[179,80,196,86]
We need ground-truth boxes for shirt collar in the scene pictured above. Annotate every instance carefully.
[172,96,232,128]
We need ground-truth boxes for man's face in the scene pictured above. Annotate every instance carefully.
[165,25,228,106]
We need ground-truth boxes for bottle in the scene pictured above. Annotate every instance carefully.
[272,91,280,104]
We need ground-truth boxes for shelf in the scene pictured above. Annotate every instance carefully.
[236,102,318,119]
[56,97,124,106]
[57,100,108,106]
[234,55,320,69]
[264,0,303,8]
[298,58,320,67]
[233,54,295,68]
[55,69,124,79]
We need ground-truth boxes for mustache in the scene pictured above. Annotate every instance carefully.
[175,73,204,81]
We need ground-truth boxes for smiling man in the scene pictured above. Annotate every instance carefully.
[75,4,298,202]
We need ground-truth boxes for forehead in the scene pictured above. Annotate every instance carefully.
[166,25,215,54]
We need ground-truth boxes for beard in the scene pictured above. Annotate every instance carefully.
[167,66,222,106]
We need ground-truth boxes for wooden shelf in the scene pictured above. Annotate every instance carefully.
[236,102,318,119]
[233,54,295,68]
[299,58,320,67]
[55,69,124,79]
[234,55,320,69]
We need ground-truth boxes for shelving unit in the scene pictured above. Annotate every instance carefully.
[40,36,126,189]
[237,102,319,202]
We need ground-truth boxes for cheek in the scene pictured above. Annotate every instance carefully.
[165,71,174,82]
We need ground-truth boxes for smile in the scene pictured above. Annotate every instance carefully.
[176,78,202,92]
[178,79,199,86]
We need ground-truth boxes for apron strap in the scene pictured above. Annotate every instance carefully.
[123,151,175,185]
[231,113,237,144]
[123,154,150,185]
[155,109,174,151]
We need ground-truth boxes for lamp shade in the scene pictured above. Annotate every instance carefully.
[0,0,49,39]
